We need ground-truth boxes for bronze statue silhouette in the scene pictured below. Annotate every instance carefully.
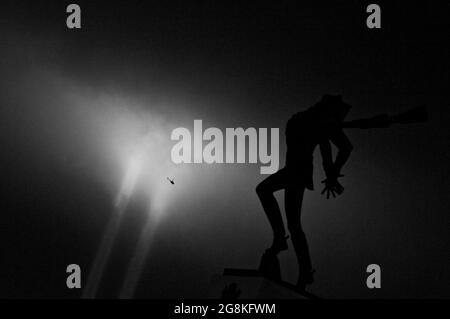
[256,94,427,291]
[256,94,352,290]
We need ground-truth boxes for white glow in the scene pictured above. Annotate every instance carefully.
[49,78,244,298]
[65,89,196,298]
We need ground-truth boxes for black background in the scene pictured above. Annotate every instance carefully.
[1,1,449,298]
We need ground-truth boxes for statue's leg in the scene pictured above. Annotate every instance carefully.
[285,186,314,288]
[256,168,289,251]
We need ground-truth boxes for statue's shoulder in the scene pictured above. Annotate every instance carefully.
[287,110,307,123]
[287,110,313,128]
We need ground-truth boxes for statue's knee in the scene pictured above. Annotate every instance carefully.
[287,223,303,236]
[256,183,266,197]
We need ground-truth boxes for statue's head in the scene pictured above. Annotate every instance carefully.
[310,94,351,122]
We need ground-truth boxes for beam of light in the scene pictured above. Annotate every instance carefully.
[81,209,122,299]
[114,151,146,212]
[118,207,161,299]
[79,101,188,298]
[118,140,180,298]
[82,153,144,299]
[58,89,196,299]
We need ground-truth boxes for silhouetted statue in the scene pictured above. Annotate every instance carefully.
[256,94,428,291]
[256,94,352,290]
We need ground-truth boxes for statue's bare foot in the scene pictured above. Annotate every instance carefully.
[296,269,315,291]
[266,235,289,254]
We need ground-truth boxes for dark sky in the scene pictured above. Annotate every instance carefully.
[1,1,449,298]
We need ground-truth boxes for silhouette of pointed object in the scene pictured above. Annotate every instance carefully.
[167,177,175,185]
[342,105,428,129]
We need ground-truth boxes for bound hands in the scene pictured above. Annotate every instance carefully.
[321,173,345,199]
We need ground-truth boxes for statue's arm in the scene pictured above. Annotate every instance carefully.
[319,139,334,177]
[329,130,353,176]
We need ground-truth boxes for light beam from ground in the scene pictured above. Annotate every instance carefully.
[82,153,144,299]
[118,208,161,298]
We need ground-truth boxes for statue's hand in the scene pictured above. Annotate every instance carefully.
[321,174,344,199]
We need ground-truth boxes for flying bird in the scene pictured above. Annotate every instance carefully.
[167,177,175,185]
